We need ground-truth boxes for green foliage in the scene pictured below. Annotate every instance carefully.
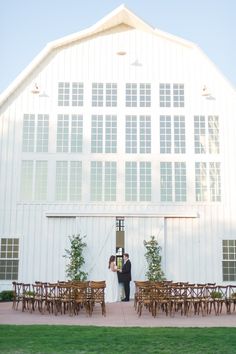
[211,291,222,299]
[0,290,14,301]
[144,235,165,282]
[63,234,88,281]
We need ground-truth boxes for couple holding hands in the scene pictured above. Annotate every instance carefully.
[106,253,131,303]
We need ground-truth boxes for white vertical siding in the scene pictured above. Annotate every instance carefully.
[76,216,116,281]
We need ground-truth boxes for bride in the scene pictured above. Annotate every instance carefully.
[105,255,120,303]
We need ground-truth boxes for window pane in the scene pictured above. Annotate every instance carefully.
[57,115,69,152]
[159,83,171,107]
[91,115,103,153]
[104,161,117,201]
[22,114,35,152]
[160,162,172,201]
[71,115,83,153]
[70,161,82,201]
[160,115,171,153]
[126,116,137,153]
[125,161,137,201]
[56,161,68,201]
[36,114,49,152]
[91,161,103,201]
[58,82,70,106]
[140,116,151,153]
[35,161,48,200]
[20,161,33,200]
[105,115,117,153]
[72,82,83,106]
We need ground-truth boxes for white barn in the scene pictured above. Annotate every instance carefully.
[1,5,236,296]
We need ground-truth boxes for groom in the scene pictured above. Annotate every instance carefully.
[118,253,131,302]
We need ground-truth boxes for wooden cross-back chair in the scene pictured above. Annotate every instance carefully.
[89,281,106,316]
[72,281,90,315]
[44,283,59,315]
[57,284,74,316]
[12,282,23,310]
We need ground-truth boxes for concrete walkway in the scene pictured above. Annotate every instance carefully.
[1,301,236,327]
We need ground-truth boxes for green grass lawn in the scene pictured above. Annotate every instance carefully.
[0,325,236,353]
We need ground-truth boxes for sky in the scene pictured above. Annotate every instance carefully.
[0,0,236,95]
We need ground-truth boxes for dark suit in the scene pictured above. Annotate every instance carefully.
[119,259,131,301]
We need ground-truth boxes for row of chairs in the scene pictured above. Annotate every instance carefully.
[12,280,106,316]
[134,281,236,317]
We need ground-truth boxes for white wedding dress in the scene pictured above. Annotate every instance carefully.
[105,261,120,303]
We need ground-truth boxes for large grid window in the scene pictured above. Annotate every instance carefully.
[126,116,151,154]
[173,83,184,107]
[20,160,48,201]
[58,82,84,106]
[72,82,84,106]
[159,83,171,107]
[126,83,151,107]
[160,115,171,153]
[58,82,70,106]
[106,83,117,107]
[160,116,185,154]
[57,115,83,153]
[0,238,19,280]
[125,161,137,201]
[195,162,221,202]
[90,161,103,201]
[91,115,117,153]
[125,161,151,202]
[222,240,236,281]
[92,83,103,107]
[160,162,172,202]
[174,116,185,153]
[175,162,186,202]
[160,162,186,202]
[140,162,151,201]
[22,114,49,152]
[194,116,220,154]
[55,161,82,201]
[90,161,117,201]
[140,83,151,107]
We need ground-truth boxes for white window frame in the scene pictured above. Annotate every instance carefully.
[0,238,19,280]
[222,240,236,281]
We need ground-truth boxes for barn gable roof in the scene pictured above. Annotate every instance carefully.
[0,4,234,106]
